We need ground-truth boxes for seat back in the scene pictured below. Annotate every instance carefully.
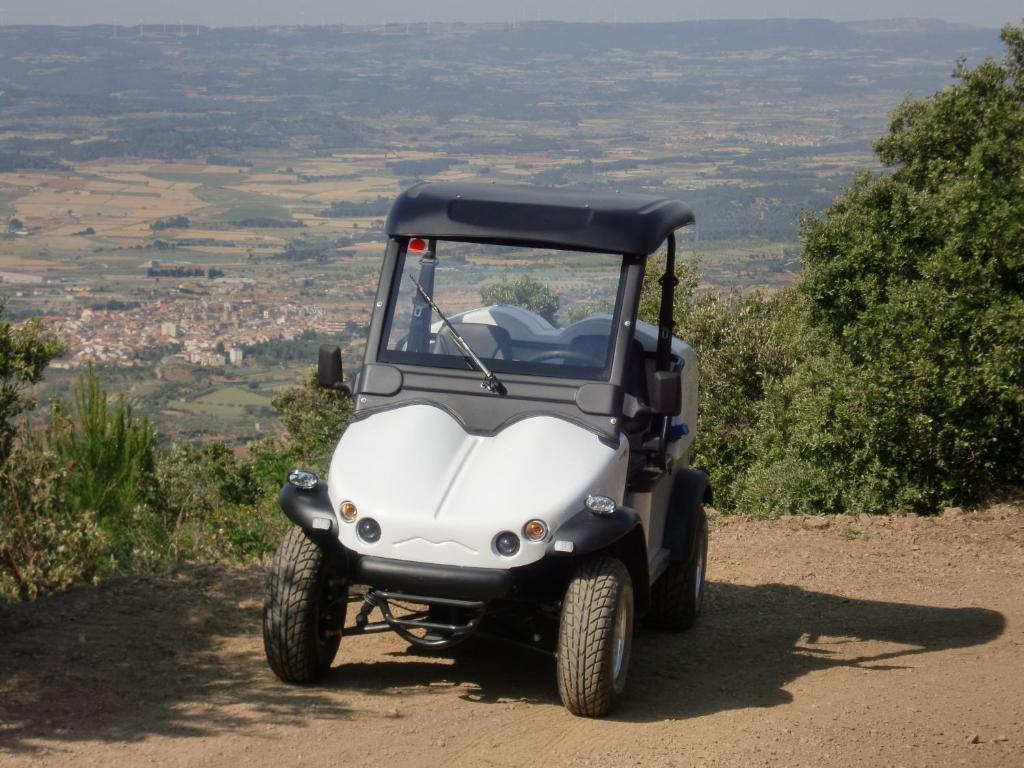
[435,322,513,359]
[568,334,612,368]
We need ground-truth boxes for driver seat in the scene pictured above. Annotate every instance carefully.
[434,322,513,360]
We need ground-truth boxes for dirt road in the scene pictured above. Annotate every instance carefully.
[2,507,1022,767]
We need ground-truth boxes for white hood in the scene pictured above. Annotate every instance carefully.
[327,403,627,569]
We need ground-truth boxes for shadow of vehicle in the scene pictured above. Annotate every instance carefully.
[0,571,1005,752]
[324,581,1006,722]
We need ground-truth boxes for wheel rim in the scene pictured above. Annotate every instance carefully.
[611,587,632,682]
[694,541,705,604]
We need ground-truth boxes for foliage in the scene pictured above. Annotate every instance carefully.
[149,215,190,231]
[639,256,800,509]
[47,366,158,561]
[479,275,560,324]
[0,430,105,601]
[151,441,287,566]
[568,300,615,324]
[271,369,353,471]
[0,307,65,463]
[745,26,1024,514]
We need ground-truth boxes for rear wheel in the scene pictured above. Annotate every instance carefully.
[263,526,347,683]
[646,509,708,631]
[556,556,634,717]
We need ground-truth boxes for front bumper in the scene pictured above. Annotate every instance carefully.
[353,554,513,602]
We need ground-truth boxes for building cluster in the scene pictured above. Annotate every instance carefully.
[45,296,350,369]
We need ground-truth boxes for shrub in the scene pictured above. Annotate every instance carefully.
[639,256,799,509]
[0,430,105,600]
[480,275,560,324]
[271,369,353,471]
[751,26,1024,514]
[48,367,158,560]
[0,308,65,463]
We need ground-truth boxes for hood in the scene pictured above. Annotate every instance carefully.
[327,403,627,569]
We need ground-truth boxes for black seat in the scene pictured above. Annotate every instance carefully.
[434,322,513,360]
[568,334,611,368]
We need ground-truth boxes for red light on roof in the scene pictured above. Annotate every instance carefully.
[409,238,427,253]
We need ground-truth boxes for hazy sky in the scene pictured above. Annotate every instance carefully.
[1,1,1020,29]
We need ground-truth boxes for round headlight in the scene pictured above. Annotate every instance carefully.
[287,469,319,490]
[357,518,381,543]
[585,494,616,516]
[523,519,547,542]
[339,500,358,522]
[494,531,520,557]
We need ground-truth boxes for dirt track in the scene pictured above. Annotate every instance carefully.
[2,507,1022,767]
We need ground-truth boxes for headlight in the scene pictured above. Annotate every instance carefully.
[357,518,381,543]
[585,494,616,516]
[523,519,548,541]
[287,469,319,490]
[494,531,520,556]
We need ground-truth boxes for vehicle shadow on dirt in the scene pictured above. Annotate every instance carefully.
[326,581,1006,721]
[615,582,1006,723]
[0,565,353,753]
[0,570,1006,752]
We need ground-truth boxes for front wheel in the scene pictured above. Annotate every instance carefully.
[556,556,634,717]
[263,526,347,683]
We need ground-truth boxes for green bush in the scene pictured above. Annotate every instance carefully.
[0,307,65,463]
[639,256,800,509]
[48,367,158,561]
[742,26,1024,514]
[0,430,105,600]
[480,274,560,324]
[151,440,288,564]
[271,369,353,471]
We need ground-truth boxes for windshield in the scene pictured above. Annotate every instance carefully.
[381,240,625,380]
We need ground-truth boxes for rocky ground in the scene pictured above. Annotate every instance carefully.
[1,506,1022,767]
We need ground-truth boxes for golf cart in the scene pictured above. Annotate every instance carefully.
[263,182,710,717]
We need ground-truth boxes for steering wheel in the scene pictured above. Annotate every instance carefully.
[531,348,600,365]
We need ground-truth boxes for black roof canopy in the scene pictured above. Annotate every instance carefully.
[385,181,695,256]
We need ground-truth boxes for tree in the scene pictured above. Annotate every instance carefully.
[48,366,158,554]
[0,305,64,464]
[480,275,560,324]
[742,26,1024,514]
[639,256,799,510]
[271,370,353,470]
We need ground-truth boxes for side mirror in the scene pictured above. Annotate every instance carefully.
[649,370,682,416]
[318,345,351,395]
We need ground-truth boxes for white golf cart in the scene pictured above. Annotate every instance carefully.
[263,182,710,717]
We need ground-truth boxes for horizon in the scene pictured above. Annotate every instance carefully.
[0,17,1011,31]
[0,2,1019,30]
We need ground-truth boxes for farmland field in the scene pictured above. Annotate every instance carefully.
[0,19,1005,442]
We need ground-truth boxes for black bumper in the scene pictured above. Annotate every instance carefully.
[352,555,513,602]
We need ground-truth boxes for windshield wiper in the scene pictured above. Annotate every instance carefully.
[407,273,504,394]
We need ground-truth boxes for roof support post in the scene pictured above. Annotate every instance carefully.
[656,233,677,373]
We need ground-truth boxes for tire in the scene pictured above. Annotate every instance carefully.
[556,556,634,717]
[263,526,347,683]
[646,508,708,631]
